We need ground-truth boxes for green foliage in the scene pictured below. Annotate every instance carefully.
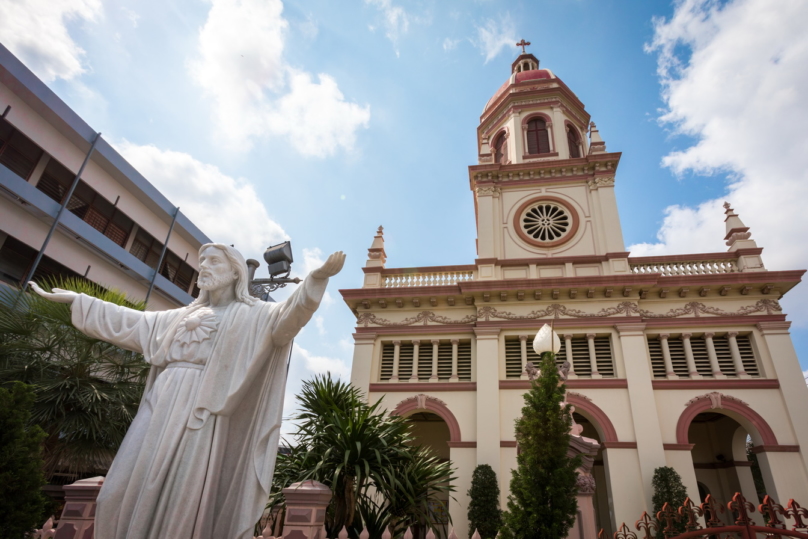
[467,464,502,539]
[500,352,581,539]
[651,467,688,539]
[0,382,48,538]
[268,375,455,539]
[0,277,148,477]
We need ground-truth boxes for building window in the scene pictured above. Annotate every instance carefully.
[0,233,82,286]
[646,334,759,378]
[505,334,614,378]
[36,159,134,248]
[526,118,551,155]
[567,126,581,158]
[0,117,44,181]
[129,228,163,268]
[521,201,572,242]
[494,133,508,164]
[380,340,472,382]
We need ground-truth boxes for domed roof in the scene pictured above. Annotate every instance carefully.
[483,68,556,113]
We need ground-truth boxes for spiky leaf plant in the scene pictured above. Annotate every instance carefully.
[267,375,455,539]
[0,278,148,478]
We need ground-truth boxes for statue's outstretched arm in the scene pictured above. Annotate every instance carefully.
[270,251,345,345]
[29,281,79,304]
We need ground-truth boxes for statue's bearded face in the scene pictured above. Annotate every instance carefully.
[197,246,238,291]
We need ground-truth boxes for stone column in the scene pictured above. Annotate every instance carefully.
[282,480,332,539]
[390,340,401,381]
[615,324,666,513]
[704,333,726,378]
[586,334,601,379]
[53,476,104,539]
[349,333,376,398]
[430,339,440,382]
[727,332,749,378]
[475,327,501,476]
[756,321,808,474]
[519,334,529,380]
[681,333,701,379]
[659,334,677,380]
[567,436,601,539]
[564,334,576,378]
[450,339,460,382]
[410,340,420,382]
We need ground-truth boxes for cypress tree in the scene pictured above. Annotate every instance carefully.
[0,382,48,538]
[651,467,688,539]
[467,464,502,539]
[500,352,581,539]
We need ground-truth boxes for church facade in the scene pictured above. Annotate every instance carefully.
[340,52,808,538]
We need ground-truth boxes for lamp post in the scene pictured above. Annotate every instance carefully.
[246,241,301,302]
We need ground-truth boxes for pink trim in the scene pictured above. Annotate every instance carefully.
[658,270,804,287]
[676,398,778,445]
[664,443,696,451]
[370,382,476,392]
[460,274,657,292]
[567,393,619,443]
[500,379,628,390]
[602,441,637,449]
[448,441,477,448]
[477,318,643,330]
[750,445,800,453]
[644,316,786,328]
[500,441,518,447]
[356,325,474,335]
[652,380,780,390]
[629,252,738,264]
[520,111,553,127]
[393,397,463,443]
[513,196,581,248]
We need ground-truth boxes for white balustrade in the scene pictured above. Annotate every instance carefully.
[382,269,476,288]
[629,259,738,276]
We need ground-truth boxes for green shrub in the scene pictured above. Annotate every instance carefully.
[467,464,502,539]
[651,466,688,539]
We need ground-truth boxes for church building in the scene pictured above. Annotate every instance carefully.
[340,49,808,537]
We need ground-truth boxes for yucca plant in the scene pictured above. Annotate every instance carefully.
[0,278,149,478]
[268,375,455,539]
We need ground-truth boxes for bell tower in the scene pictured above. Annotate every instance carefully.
[470,45,629,280]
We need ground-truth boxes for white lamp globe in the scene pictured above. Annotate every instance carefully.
[533,324,561,355]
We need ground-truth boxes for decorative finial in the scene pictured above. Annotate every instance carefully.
[516,39,531,54]
[723,201,733,212]
[377,225,384,235]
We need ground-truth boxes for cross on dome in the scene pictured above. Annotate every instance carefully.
[516,39,531,53]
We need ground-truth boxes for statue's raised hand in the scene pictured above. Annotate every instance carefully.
[28,281,78,304]
[309,251,346,280]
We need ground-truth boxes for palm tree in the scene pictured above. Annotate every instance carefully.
[0,277,148,479]
[268,375,455,539]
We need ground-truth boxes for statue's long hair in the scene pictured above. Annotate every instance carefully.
[189,243,257,308]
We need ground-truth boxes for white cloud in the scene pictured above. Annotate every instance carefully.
[314,315,326,336]
[120,7,139,28]
[636,0,808,326]
[0,0,102,82]
[443,38,460,51]
[189,0,370,156]
[474,15,517,64]
[365,0,410,53]
[116,141,287,258]
[292,343,350,380]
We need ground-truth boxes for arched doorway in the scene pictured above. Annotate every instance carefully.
[403,412,451,539]
[573,412,613,537]
[688,412,764,517]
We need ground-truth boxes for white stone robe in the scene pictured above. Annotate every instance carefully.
[70,276,328,539]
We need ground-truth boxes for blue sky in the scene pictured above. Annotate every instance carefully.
[3,0,807,422]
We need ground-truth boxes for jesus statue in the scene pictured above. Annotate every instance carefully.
[30,243,346,539]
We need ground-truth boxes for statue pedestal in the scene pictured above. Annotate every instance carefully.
[567,435,601,539]
[282,480,333,539]
[53,476,104,539]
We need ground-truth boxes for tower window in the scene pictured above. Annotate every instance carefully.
[494,133,508,164]
[567,126,581,158]
[526,118,551,155]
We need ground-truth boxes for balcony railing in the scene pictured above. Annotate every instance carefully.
[629,257,738,276]
[382,269,476,288]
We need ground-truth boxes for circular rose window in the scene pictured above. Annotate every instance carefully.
[514,197,579,247]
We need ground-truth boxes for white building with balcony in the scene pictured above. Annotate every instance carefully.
[0,44,209,309]
[341,52,808,537]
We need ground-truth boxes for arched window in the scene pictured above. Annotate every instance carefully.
[567,126,581,158]
[526,118,550,155]
[494,133,508,164]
